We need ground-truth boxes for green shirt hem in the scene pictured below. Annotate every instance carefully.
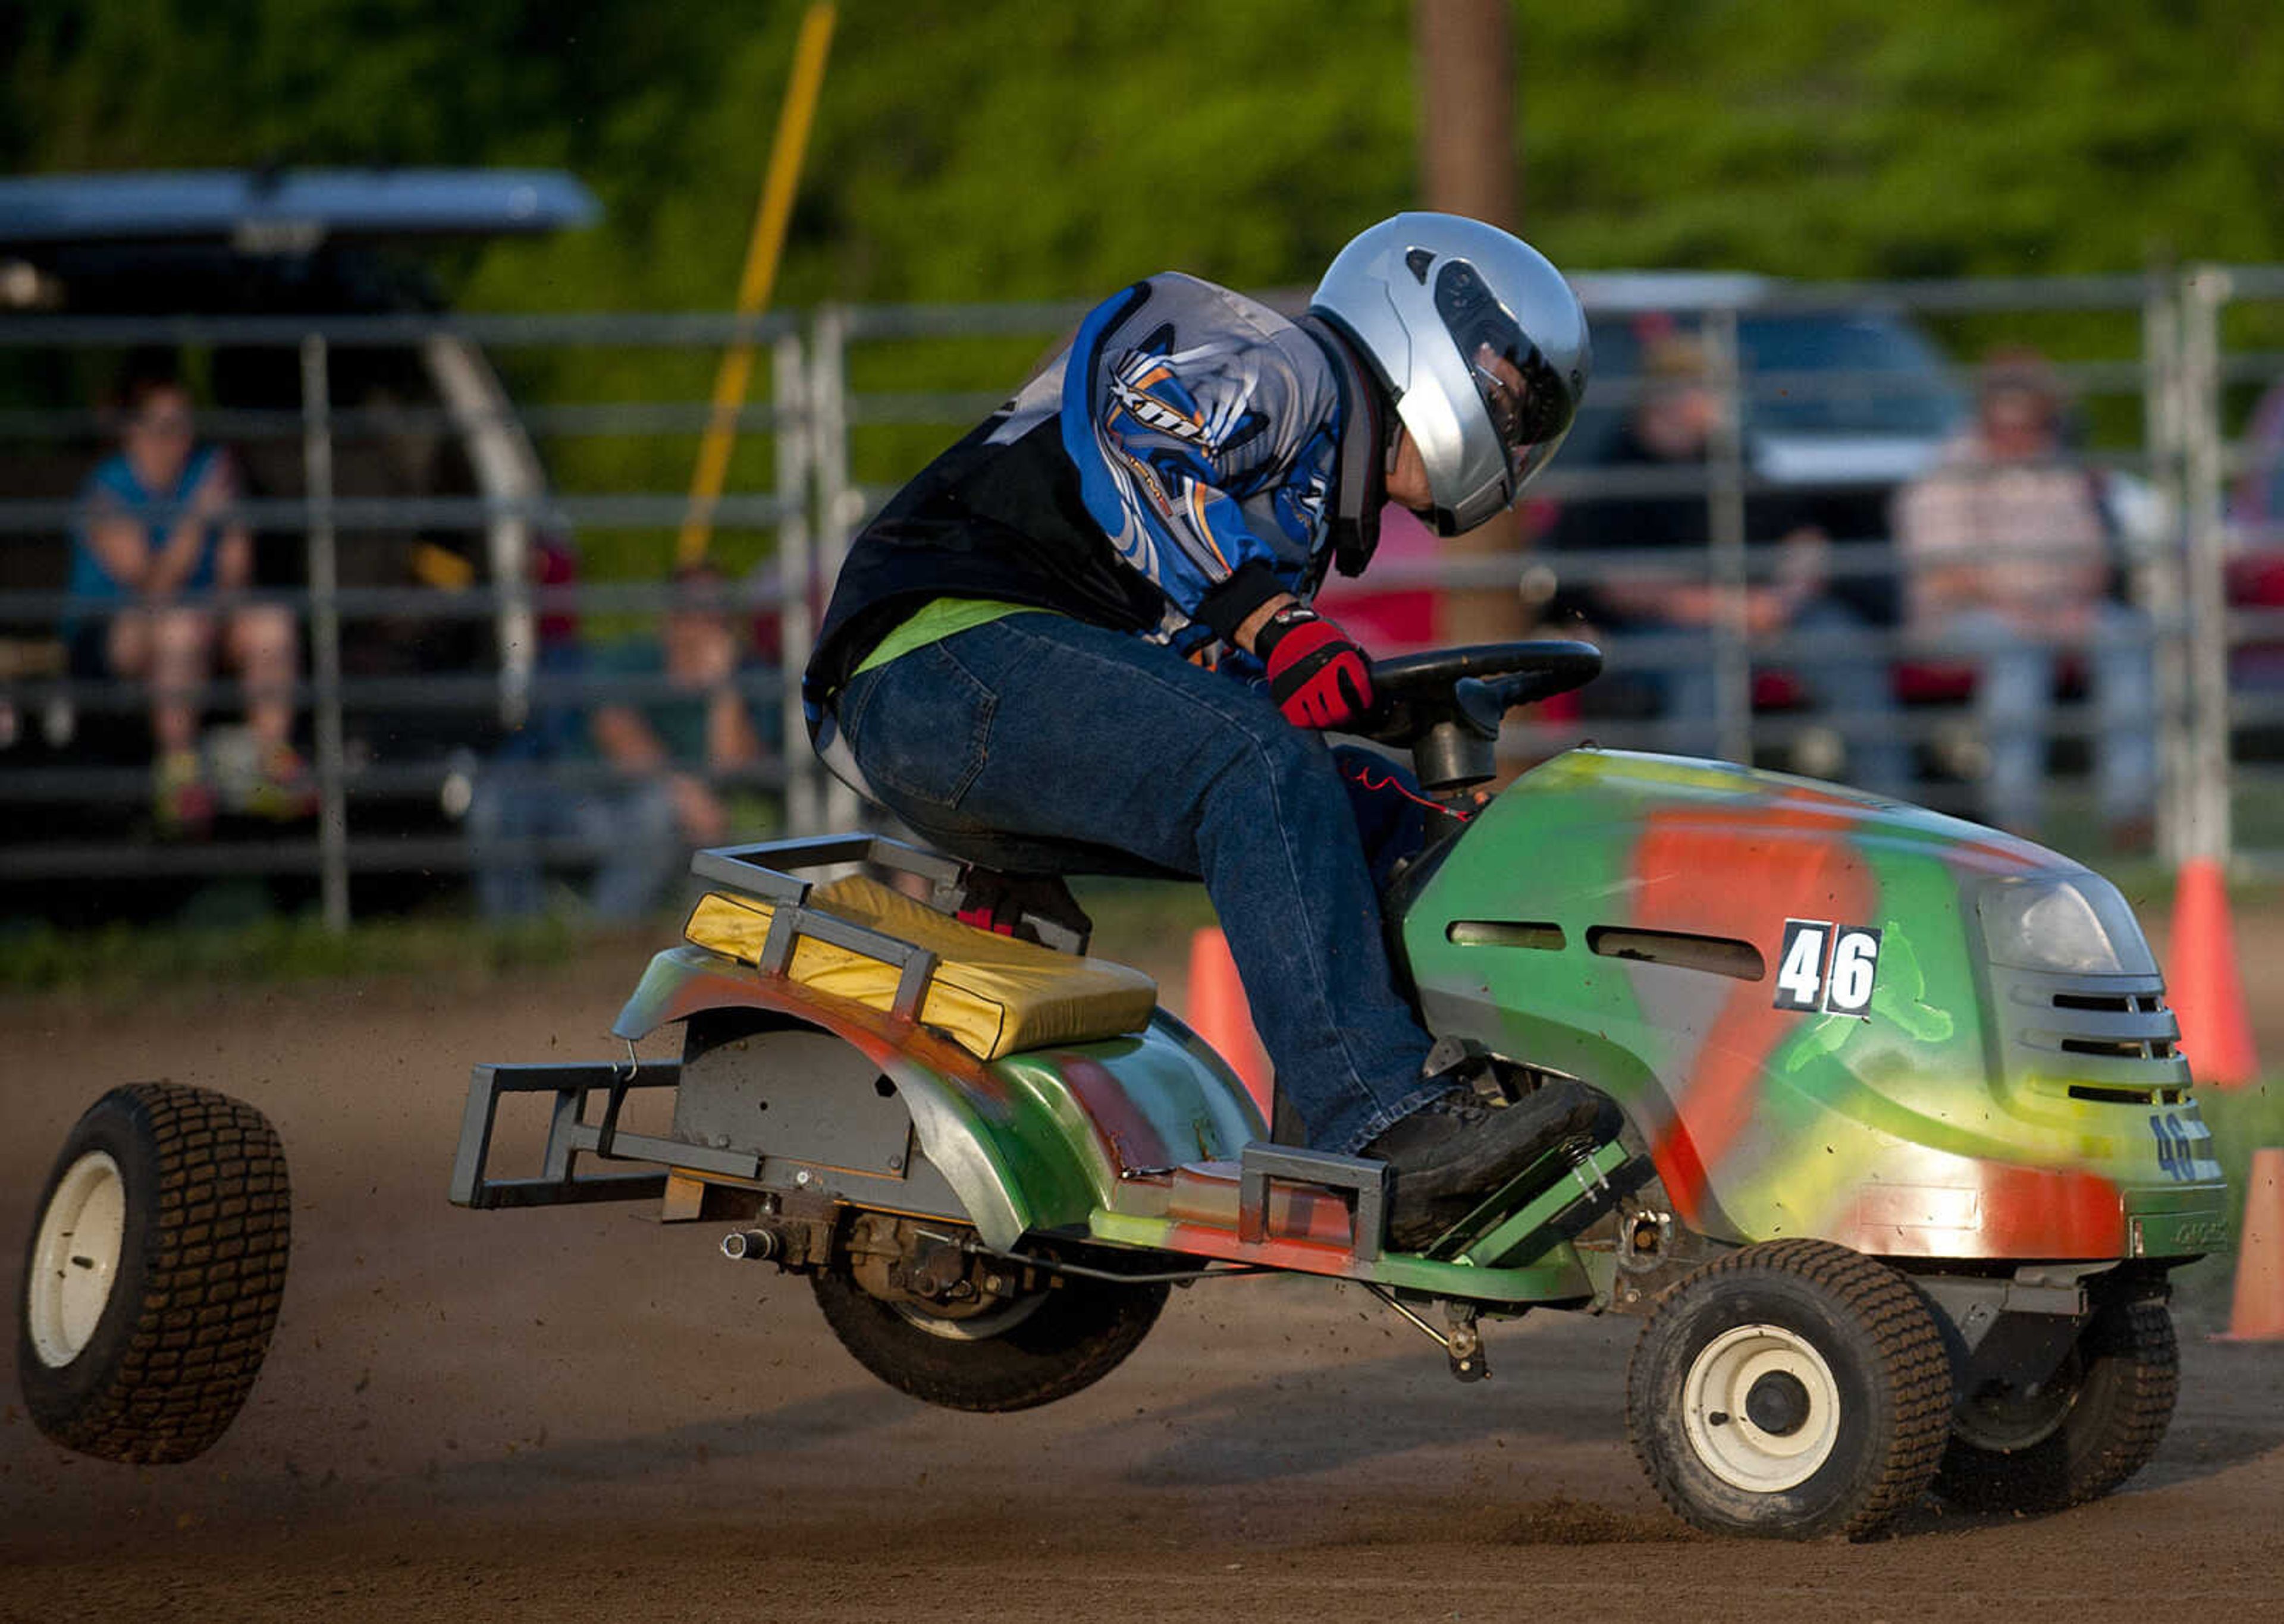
[851,598,1054,677]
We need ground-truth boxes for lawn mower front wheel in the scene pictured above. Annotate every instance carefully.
[1627,1238,1954,1540]
[1934,1296,2178,1515]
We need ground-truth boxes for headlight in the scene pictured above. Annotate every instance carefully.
[1977,874,2158,977]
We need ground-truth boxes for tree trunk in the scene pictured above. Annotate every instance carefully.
[1412,0,1527,643]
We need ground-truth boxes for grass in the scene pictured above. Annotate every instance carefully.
[0,874,1225,1004]
[2164,1076,2284,1323]
[1066,877,1221,973]
[2197,1077,2284,1198]
[0,908,587,1003]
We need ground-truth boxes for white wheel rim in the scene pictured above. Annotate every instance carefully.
[1680,1323,1843,1493]
[26,1151,127,1368]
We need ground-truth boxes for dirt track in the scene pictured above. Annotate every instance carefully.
[5,941,2284,1624]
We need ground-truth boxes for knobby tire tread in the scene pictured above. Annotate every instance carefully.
[1934,1298,2177,1514]
[20,1083,291,1464]
[810,1267,1167,1413]
[1627,1237,1953,1541]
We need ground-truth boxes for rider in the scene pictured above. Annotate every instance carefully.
[804,214,1596,1246]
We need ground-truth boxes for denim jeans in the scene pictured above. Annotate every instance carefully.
[468,766,682,923]
[1945,601,2156,832]
[1647,597,1913,799]
[832,612,1442,1154]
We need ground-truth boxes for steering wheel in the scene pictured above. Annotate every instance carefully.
[1359,640,1603,790]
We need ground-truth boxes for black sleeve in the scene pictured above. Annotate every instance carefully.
[1192,558,1287,645]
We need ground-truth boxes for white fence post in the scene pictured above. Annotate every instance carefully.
[1705,306,1753,767]
[2141,273,2194,868]
[771,329,816,835]
[808,304,864,833]
[2178,265,2236,867]
[299,332,351,931]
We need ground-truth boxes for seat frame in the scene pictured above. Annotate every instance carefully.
[689,835,971,1025]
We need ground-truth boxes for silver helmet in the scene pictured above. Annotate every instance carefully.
[1310,213,1590,536]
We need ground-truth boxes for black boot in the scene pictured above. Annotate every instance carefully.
[1360,1078,1609,1251]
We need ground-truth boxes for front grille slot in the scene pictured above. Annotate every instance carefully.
[2054,992,2127,1012]
[2053,992,2166,1014]
[2069,1082,2191,1106]
[2061,1036,2178,1061]
[2005,974,2186,1079]
[2045,990,2178,1060]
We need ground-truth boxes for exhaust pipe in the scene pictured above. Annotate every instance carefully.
[721,1227,787,1262]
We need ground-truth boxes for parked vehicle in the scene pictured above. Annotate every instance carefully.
[0,168,597,913]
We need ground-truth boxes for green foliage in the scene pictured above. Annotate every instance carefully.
[1521,0,2284,278]
[8,0,2283,579]
[17,1,2283,309]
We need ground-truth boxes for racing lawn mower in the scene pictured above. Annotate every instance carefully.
[434,638,2226,1540]
[17,637,2220,1528]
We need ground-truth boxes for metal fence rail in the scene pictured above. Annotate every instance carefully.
[809,275,2216,843]
[3,271,2280,923]
[1,310,812,922]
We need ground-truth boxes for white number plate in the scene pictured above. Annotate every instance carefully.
[1774,919,1883,1018]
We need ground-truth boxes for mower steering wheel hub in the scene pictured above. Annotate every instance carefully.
[1362,639,1602,791]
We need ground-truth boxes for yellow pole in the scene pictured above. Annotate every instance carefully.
[677,1,837,567]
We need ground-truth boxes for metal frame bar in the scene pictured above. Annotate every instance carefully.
[689,831,964,898]
[299,333,350,931]
[1236,1142,1391,1262]
[1703,306,1753,768]
[772,330,819,834]
[1442,1140,1633,1270]
[447,1059,763,1211]
[688,833,966,1020]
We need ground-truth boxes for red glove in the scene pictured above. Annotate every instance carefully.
[1256,605,1375,730]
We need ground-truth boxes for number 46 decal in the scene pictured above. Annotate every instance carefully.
[1774,919,1883,1017]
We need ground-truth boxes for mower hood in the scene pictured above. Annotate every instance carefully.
[1398,750,2227,1261]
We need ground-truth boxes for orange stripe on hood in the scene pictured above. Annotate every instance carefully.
[1633,805,1877,1227]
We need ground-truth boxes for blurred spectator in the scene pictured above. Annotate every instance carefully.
[2233,377,2284,544]
[468,561,773,922]
[1892,347,2154,841]
[1546,334,1909,794]
[2226,379,2284,688]
[70,354,306,832]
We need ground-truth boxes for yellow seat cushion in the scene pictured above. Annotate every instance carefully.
[684,875,1158,1061]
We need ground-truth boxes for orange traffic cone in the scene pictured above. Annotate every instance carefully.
[1184,926,1273,1122]
[2221,1146,2284,1342]
[2165,857,2260,1088]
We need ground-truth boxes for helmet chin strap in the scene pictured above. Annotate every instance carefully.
[1297,315,1388,580]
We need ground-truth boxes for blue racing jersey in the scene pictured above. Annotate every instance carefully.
[808,272,1388,718]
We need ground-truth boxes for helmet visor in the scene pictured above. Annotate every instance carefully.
[1434,257,1577,492]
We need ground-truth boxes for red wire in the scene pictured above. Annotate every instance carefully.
[1342,762,1471,820]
